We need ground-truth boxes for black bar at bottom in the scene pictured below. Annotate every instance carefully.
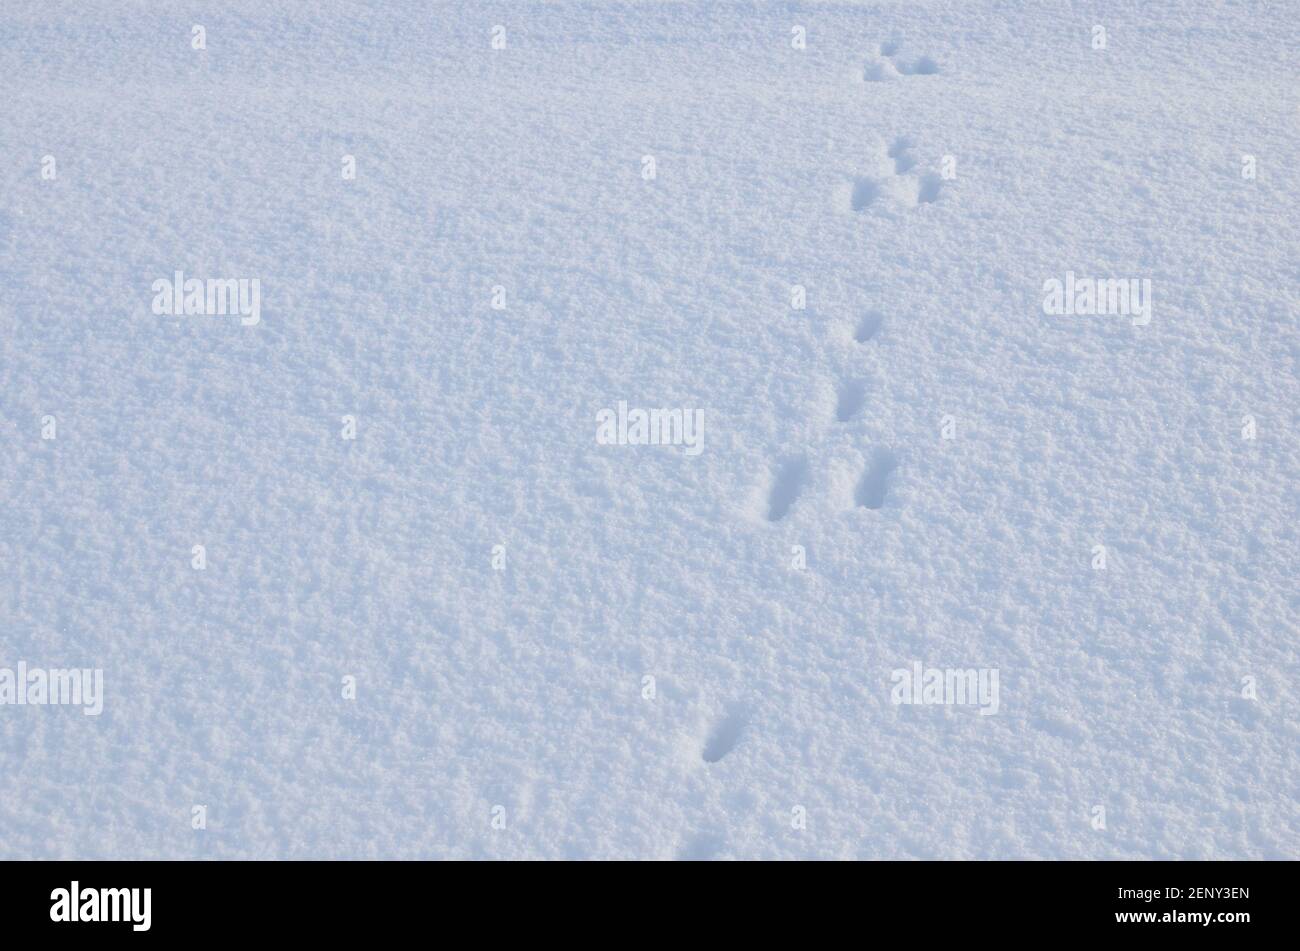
[0,860,1279,939]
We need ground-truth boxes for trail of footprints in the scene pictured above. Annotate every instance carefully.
[703,43,938,810]
[764,313,896,521]
[765,417,897,519]
[852,43,944,211]
[764,40,943,523]
[851,136,943,212]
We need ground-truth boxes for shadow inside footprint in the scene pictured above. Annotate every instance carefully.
[856,312,883,342]
[856,449,897,509]
[899,56,940,75]
[851,177,880,211]
[767,455,808,521]
[835,380,868,422]
[863,61,892,82]
[703,708,747,763]
[917,173,943,204]
[888,138,916,174]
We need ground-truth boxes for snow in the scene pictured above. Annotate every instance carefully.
[1,0,1297,859]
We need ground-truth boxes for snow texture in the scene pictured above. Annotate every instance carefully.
[1,0,1297,859]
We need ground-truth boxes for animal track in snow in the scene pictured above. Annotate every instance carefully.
[766,455,808,522]
[917,173,943,204]
[849,138,943,211]
[898,55,940,76]
[889,138,917,174]
[851,176,881,211]
[856,311,884,342]
[863,61,900,82]
[835,379,868,422]
[761,286,893,518]
[863,42,940,81]
[702,708,747,763]
[856,449,898,510]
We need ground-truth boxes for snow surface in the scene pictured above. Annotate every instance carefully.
[1,0,1297,859]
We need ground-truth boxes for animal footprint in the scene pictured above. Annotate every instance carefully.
[888,138,917,174]
[863,42,940,81]
[702,707,747,763]
[898,55,940,75]
[851,176,881,211]
[850,139,943,211]
[763,284,892,517]
[766,455,808,521]
[863,60,900,82]
[856,449,897,510]
[887,139,943,205]
[856,311,884,342]
[835,379,868,422]
[917,173,943,204]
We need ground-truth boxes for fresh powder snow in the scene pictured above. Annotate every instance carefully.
[0,1,1296,860]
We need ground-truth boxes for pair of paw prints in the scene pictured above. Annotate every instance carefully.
[850,137,943,211]
[763,293,897,522]
[863,41,939,81]
[766,448,898,521]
